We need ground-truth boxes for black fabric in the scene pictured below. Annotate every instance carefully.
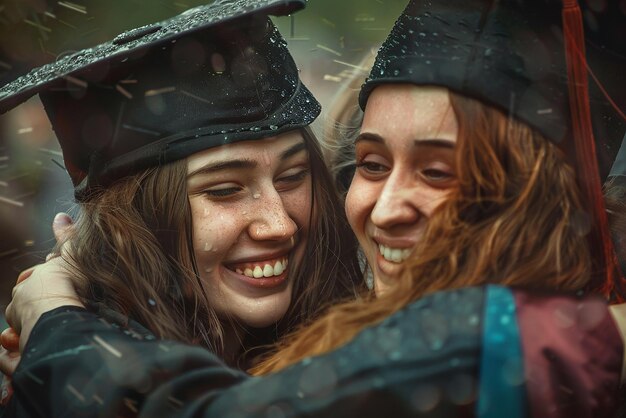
[4,287,486,418]
[0,0,320,199]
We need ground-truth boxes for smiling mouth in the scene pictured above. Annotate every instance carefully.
[226,257,289,278]
[378,244,411,263]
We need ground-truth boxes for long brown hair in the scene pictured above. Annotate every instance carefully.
[251,91,591,374]
[59,127,363,364]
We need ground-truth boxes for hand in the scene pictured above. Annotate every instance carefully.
[0,213,79,406]
[5,257,83,353]
[4,213,83,353]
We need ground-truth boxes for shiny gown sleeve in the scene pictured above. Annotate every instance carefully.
[2,286,622,418]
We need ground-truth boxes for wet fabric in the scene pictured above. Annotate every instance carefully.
[514,291,623,418]
[477,286,526,418]
[0,0,320,199]
[2,286,622,418]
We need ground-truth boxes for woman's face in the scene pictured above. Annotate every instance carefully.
[346,84,458,295]
[187,130,311,328]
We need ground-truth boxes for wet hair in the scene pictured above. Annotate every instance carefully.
[250,90,591,374]
[58,127,363,366]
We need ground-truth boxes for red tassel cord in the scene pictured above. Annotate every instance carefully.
[562,0,625,302]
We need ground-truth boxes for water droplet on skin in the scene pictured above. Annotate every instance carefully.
[204,242,213,251]
[253,193,261,199]
[205,267,213,273]
[242,210,248,215]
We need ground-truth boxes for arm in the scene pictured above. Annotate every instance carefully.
[4,276,623,418]
[6,285,486,418]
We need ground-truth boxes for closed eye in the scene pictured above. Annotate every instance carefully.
[203,186,242,198]
[277,168,310,183]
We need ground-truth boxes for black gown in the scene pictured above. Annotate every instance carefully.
[2,286,622,418]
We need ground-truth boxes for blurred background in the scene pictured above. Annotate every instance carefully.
[0,0,409,312]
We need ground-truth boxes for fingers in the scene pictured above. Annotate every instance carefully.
[0,329,19,353]
[52,212,74,244]
[0,347,20,377]
[15,266,35,285]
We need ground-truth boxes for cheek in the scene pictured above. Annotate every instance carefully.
[190,198,247,263]
[345,177,376,235]
[411,188,450,218]
[284,181,313,231]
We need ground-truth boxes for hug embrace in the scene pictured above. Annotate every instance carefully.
[0,0,625,417]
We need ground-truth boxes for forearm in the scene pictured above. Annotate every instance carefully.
[9,307,247,418]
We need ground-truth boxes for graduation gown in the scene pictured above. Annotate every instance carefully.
[2,286,622,418]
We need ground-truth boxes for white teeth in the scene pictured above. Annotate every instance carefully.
[235,258,288,278]
[253,266,264,278]
[274,260,283,275]
[378,244,412,263]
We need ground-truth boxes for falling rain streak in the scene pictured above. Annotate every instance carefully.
[93,334,123,358]
[57,1,88,14]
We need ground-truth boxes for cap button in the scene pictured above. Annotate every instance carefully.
[113,25,162,45]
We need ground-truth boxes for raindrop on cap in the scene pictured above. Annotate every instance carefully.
[113,25,162,45]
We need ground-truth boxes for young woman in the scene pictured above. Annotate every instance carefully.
[0,0,362,369]
[2,0,625,417]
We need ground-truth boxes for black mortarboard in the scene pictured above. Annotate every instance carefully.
[359,0,625,180]
[0,0,320,199]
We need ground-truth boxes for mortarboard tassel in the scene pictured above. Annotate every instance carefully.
[561,0,625,302]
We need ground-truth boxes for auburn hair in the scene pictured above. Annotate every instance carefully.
[58,127,363,367]
[251,90,591,374]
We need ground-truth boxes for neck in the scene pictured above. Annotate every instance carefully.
[220,321,246,368]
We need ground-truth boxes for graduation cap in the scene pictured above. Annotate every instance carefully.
[359,0,626,300]
[0,0,320,199]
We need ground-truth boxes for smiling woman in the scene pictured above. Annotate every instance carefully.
[348,85,459,295]
[186,131,312,330]
[0,0,362,369]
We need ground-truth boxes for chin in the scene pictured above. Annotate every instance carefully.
[238,304,290,328]
[233,291,292,329]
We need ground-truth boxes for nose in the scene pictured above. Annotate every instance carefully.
[248,187,298,242]
[370,171,421,230]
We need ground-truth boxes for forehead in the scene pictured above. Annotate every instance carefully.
[186,130,306,172]
[361,84,458,143]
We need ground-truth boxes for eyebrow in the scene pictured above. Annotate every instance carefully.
[355,132,455,149]
[187,141,307,179]
[279,141,307,160]
[187,159,257,178]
